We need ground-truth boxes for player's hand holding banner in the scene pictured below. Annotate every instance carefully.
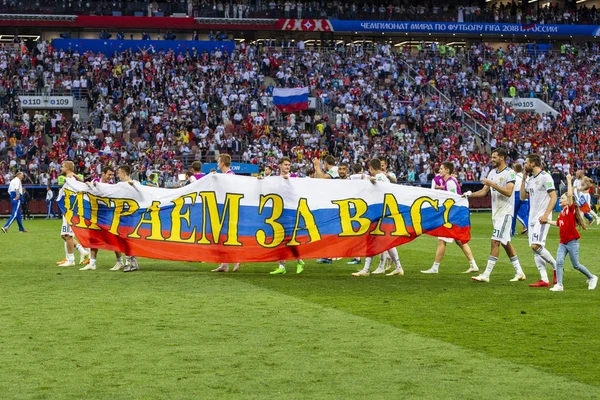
[58,176,471,263]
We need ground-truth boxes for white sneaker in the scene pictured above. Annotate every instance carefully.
[420,267,438,274]
[588,275,598,290]
[58,260,76,267]
[510,274,527,282]
[463,266,479,273]
[79,264,96,271]
[110,262,123,271]
[351,270,369,277]
[549,284,564,292]
[371,266,386,275]
[472,274,489,283]
[386,268,404,276]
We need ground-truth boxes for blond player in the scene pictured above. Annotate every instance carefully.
[56,161,90,267]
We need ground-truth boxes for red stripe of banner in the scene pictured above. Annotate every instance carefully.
[72,225,470,263]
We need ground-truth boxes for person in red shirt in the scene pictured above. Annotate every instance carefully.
[543,173,597,292]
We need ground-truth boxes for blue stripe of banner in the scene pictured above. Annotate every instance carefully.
[61,197,470,237]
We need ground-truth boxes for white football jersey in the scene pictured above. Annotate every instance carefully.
[514,172,523,190]
[349,173,365,180]
[525,171,555,223]
[374,172,390,183]
[487,167,516,219]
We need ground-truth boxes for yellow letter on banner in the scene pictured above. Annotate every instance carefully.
[129,201,164,240]
[62,189,76,224]
[256,194,285,248]
[108,198,140,235]
[85,193,109,231]
[288,198,321,246]
[442,198,455,229]
[410,197,439,236]
[166,193,198,244]
[370,193,410,237]
[332,198,370,236]
[197,192,243,246]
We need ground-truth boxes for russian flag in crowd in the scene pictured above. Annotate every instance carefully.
[273,87,309,113]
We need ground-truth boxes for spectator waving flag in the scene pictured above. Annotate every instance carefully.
[273,87,309,113]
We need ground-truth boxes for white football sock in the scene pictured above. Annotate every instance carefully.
[362,257,373,272]
[534,254,549,282]
[536,246,557,269]
[510,256,524,275]
[484,256,497,277]
[387,248,402,270]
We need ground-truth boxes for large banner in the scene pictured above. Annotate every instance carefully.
[58,175,471,263]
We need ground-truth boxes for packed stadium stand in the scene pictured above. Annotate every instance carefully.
[1,3,600,213]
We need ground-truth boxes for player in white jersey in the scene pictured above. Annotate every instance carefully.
[421,162,479,275]
[511,164,530,235]
[349,163,367,181]
[469,148,526,283]
[114,165,141,272]
[56,161,90,267]
[352,159,404,277]
[379,156,398,183]
[574,170,600,225]
[266,157,306,275]
[521,154,558,287]
[346,163,369,266]
[79,165,125,271]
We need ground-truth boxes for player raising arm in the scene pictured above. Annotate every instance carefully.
[543,173,597,291]
[520,154,558,288]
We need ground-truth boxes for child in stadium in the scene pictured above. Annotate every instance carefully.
[544,173,598,292]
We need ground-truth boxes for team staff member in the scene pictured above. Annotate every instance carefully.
[2,171,27,233]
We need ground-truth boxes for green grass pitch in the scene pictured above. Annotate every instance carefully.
[0,213,599,399]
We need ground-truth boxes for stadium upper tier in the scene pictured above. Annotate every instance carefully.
[0,0,598,25]
[0,41,598,189]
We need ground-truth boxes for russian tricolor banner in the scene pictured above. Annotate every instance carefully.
[58,175,471,263]
[273,87,309,113]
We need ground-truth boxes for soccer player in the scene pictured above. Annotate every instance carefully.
[56,161,89,267]
[378,156,397,183]
[545,173,597,291]
[2,171,27,233]
[115,165,141,272]
[511,163,530,236]
[313,156,339,264]
[574,170,600,225]
[312,155,338,179]
[469,148,526,283]
[80,166,124,271]
[352,159,404,277]
[212,154,241,272]
[268,157,305,275]
[520,154,558,288]
[347,163,366,265]
[421,162,479,274]
[349,163,366,181]
[189,161,205,182]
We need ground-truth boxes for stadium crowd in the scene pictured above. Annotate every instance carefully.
[2,0,600,25]
[1,39,600,189]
